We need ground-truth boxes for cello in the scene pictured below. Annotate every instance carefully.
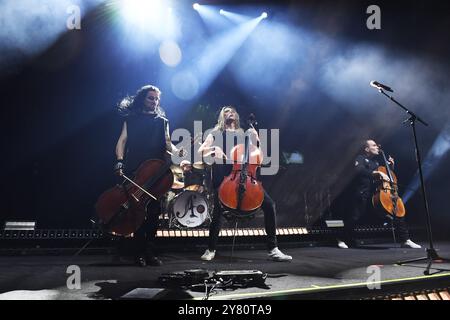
[95,158,173,236]
[372,148,406,218]
[218,114,264,215]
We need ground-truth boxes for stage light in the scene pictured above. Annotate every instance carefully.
[193,4,230,32]
[218,9,251,24]
[261,12,268,19]
[118,0,181,44]
[121,0,161,26]
[4,221,36,231]
[175,15,265,100]
[193,3,200,10]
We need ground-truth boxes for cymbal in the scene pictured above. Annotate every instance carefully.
[171,179,184,190]
[192,161,205,170]
[170,165,183,175]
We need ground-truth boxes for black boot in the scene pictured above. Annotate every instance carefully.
[135,255,147,267]
[146,255,163,266]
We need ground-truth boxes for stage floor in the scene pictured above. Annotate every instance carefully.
[1,241,449,300]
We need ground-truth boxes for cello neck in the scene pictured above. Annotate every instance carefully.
[244,115,257,166]
[380,149,394,182]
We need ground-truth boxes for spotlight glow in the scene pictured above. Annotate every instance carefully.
[218,9,251,24]
[159,40,182,67]
[261,12,268,19]
[119,0,181,43]
[193,3,200,10]
[121,0,163,26]
[178,15,264,99]
[193,4,234,32]
[171,71,199,100]
[403,121,450,203]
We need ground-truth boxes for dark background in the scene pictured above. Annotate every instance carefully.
[0,0,449,238]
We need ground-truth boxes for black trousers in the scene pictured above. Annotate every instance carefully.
[343,192,409,243]
[207,190,278,251]
[117,199,160,258]
[116,162,165,258]
[135,200,161,255]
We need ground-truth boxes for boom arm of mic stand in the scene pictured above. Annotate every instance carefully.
[377,89,428,126]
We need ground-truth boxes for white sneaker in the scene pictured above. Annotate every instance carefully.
[201,249,216,261]
[401,239,422,249]
[268,247,292,262]
[337,240,349,249]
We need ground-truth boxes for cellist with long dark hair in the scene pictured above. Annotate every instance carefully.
[113,84,176,267]
[198,106,292,262]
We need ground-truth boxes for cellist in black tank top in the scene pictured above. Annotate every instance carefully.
[198,106,292,262]
[114,85,177,267]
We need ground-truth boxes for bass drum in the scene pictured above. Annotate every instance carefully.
[169,190,210,228]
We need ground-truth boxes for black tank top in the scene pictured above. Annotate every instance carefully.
[210,129,246,188]
[125,113,167,172]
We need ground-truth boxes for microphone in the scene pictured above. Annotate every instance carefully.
[370,80,394,92]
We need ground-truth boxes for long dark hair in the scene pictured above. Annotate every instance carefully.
[117,85,164,117]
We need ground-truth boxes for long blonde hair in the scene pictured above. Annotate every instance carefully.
[214,106,241,132]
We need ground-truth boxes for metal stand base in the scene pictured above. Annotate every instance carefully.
[397,248,450,275]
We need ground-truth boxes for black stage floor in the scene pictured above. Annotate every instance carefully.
[1,241,450,300]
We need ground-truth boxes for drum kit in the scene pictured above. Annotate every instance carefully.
[164,162,213,229]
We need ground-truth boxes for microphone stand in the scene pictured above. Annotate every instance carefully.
[375,88,449,275]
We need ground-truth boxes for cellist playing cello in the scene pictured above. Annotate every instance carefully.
[198,106,292,262]
[337,139,421,249]
[113,84,177,267]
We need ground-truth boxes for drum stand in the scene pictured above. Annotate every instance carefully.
[203,166,214,224]
[225,210,256,264]
[388,217,397,245]
[230,220,239,264]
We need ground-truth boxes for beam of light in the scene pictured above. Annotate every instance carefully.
[218,9,252,24]
[192,4,231,33]
[229,19,319,108]
[0,0,104,73]
[119,0,180,43]
[164,4,181,41]
[120,0,164,28]
[229,10,450,131]
[319,45,450,124]
[402,121,450,203]
[171,15,265,101]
